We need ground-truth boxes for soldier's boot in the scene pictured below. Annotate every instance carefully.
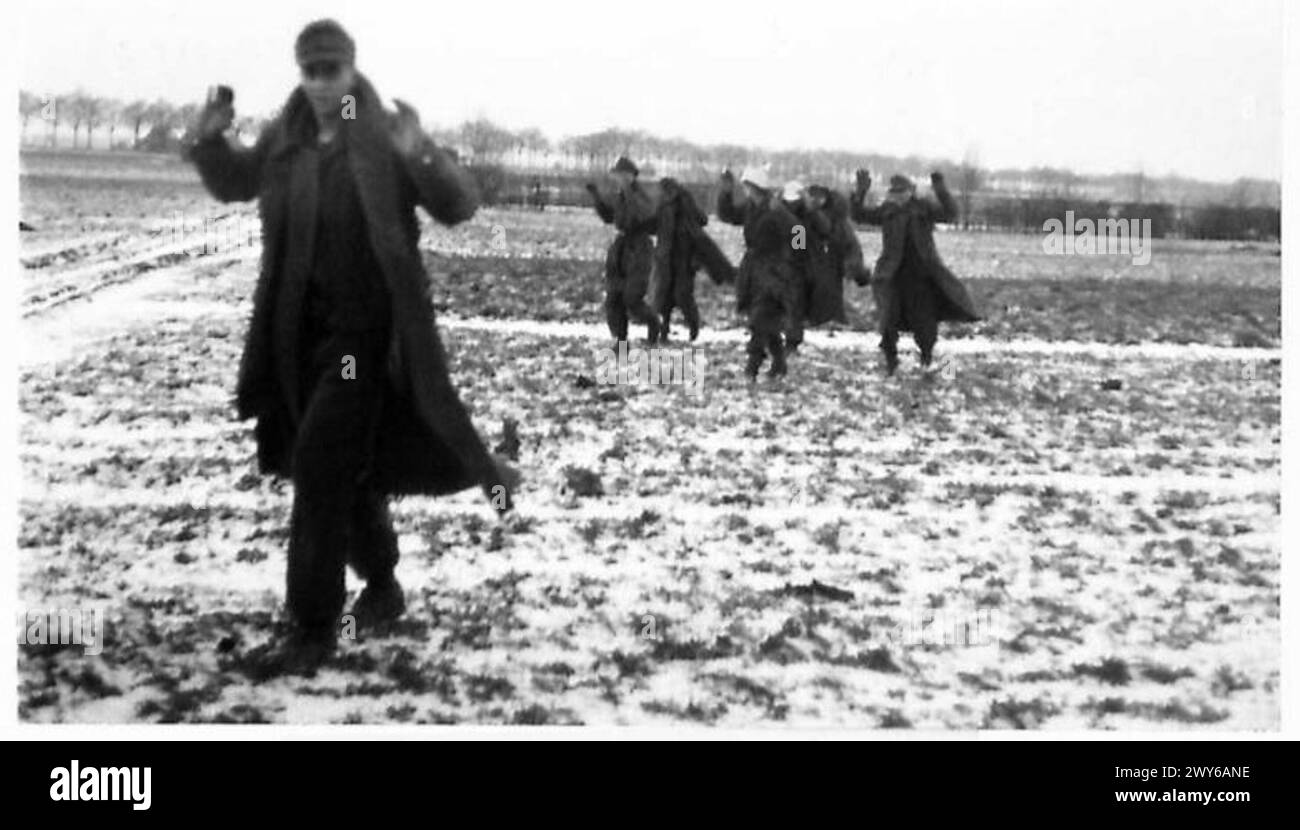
[682,305,702,343]
[880,331,900,376]
[744,341,765,383]
[346,492,405,630]
[645,315,661,345]
[917,327,938,372]
[350,574,406,629]
[785,320,803,356]
[881,346,899,377]
[767,334,788,379]
[241,624,335,680]
[605,294,629,343]
[884,350,899,376]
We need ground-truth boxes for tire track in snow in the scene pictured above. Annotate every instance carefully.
[435,316,1280,363]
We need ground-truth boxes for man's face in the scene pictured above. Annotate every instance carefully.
[299,60,356,120]
[886,187,914,205]
[613,170,635,189]
[743,183,766,204]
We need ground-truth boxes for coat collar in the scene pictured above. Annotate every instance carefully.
[267,72,389,161]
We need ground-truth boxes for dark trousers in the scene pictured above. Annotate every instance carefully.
[661,274,701,338]
[286,325,399,632]
[879,266,940,365]
[605,281,658,341]
[604,233,657,340]
[880,323,938,365]
[746,293,787,376]
[787,272,811,349]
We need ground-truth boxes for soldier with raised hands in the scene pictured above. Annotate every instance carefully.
[850,169,980,375]
[717,166,801,381]
[587,156,661,344]
[188,19,518,673]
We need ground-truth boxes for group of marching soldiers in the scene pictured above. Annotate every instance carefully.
[587,157,981,379]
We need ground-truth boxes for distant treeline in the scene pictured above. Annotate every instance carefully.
[21,89,1280,240]
[967,196,1279,241]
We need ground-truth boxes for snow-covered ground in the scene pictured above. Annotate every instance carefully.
[16,192,1279,727]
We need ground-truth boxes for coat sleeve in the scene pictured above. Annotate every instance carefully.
[848,189,886,225]
[675,187,708,227]
[688,224,737,285]
[401,139,479,225]
[588,184,616,224]
[715,184,747,226]
[805,206,833,237]
[189,130,272,203]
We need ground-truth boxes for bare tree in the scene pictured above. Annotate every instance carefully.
[64,91,88,149]
[513,126,549,168]
[557,135,587,170]
[46,93,59,147]
[82,95,103,149]
[173,102,200,141]
[19,91,45,145]
[62,91,106,149]
[956,147,984,229]
[458,118,514,163]
[121,99,150,148]
[147,99,175,134]
[101,98,124,149]
[1130,166,1147,204]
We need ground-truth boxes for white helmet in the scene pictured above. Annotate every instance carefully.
[740,165,773,191]
[781,180,805,203]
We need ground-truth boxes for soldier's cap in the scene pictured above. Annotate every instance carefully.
[781,180,805,203]
[740,165,773,191]
[295,19,356,66]
[888,174,916,194]
[610,156,639,176]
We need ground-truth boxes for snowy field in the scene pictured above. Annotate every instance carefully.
[17,151,1280,727]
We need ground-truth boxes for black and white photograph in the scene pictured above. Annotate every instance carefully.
[6,0,1291,739]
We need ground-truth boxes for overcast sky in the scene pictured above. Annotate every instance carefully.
[17,0,1283,182]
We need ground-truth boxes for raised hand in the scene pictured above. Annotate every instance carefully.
[196,86,235,139]
[388,98,424,156]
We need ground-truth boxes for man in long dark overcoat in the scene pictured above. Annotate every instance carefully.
[587,157,661,344]
[189,20,516,669]
[775,181,871,354]
[651,177,735,342]
[849,170,980,375]
[716,166,801,380]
